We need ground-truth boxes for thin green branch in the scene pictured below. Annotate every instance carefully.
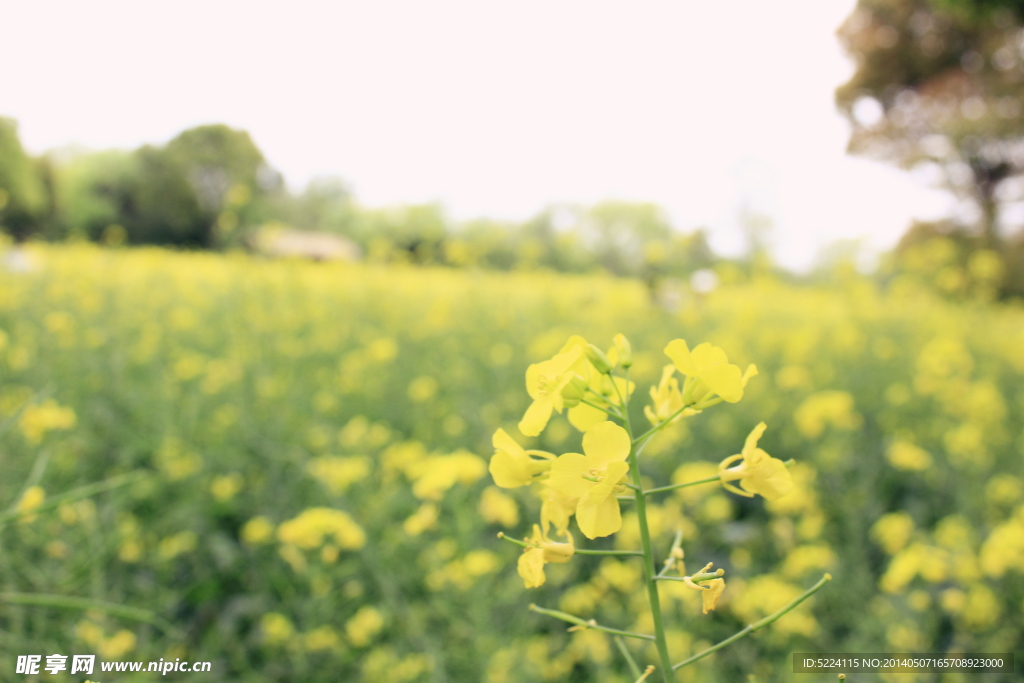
[656,529,684,578]
[579,398,619,418]
[645,460,795,496]
[654,570,723,584]
[528,604,655,641]
[645,474,721,496]
[497,533,641,556]
[631,403,692,444]
[672,573,832,670]
[615,636,643,680]
[575,548,644,557]
[0,592,183,637]
[0,470,150,529]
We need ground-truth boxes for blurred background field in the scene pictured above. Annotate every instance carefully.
[4,0,1024,681]
[0,243,1022,682]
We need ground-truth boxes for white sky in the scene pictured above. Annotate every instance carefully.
[1,0,953,269]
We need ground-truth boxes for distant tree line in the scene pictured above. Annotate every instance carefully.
[0,118,717,284]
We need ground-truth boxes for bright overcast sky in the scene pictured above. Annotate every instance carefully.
[2,0,952,269]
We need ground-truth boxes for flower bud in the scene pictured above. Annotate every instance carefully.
[586,344,613,374]
[560,375,588,406]
[613,333,633,368]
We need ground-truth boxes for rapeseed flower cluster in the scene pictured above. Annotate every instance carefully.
[486,332,810,681]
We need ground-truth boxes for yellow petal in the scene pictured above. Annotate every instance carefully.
[549,453,594,499]
[568,403,607,432]
[541,488,578,534]
[741,364,759,387]
[559,335,592,375]
[741,423,768,460]
[741,456,793,500]
[604,460,631,485]
[699,360,744,403]
[488,451,534,488]
[701,578,726,613]
[518,395,554,437]
[517,547,546,588]
[582,421,631,467]
[576,479,622,539]
[690,342,729,371]
[664,339,698,376]
[542,532,575,564]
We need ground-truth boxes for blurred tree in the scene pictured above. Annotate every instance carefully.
[54,124,280,247]
[52,149,135,241]
[0,117,48,241]
[836,0,1024,247]
[282,176,356,235]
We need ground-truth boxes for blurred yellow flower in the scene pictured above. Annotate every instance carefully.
[346,606,384,648]
[15,485,45,522]
[549,422,631,539]
[98,630,136,659]
[479,487,519,527]
[886,441,932,471]
[718,423,793,500]
[210,473,244,501]
[277,508,366,550]
[261,612,294,646]
[241,516,275,545]
[871,512,914,555]
[18,399,76,444]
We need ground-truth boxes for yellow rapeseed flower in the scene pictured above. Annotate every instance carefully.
[488,428,553,488]
[277,508,366,550]
[700,578,726,614]
[538,484,579,535]
[16,485,46,521]
[549,422,631,539]
[518,345,583,436]
[517,522,575,588]
[664,339,757,407]
[645,364,699,426]
[718,423,793,500]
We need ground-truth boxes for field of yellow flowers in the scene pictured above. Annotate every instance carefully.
[0,244,1022,682]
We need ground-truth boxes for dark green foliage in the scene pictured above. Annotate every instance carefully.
[0,118,49,241]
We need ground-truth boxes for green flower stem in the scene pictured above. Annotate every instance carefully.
[616,495,636,502]
[579,398,619,418]
[645,474,720,496]
[496,532,530,548]
[528,604,654,641]
[0,591,183,637]
[616,375,675,683]
[671,573,832,671]
[653,570,723,584]
[615,636,643,680]
[631,403,694,445]
[497,533,642,556]
[656,529,684,578]
[644,460,795,496]
[576,549,644,557]
[0,470,149,529]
